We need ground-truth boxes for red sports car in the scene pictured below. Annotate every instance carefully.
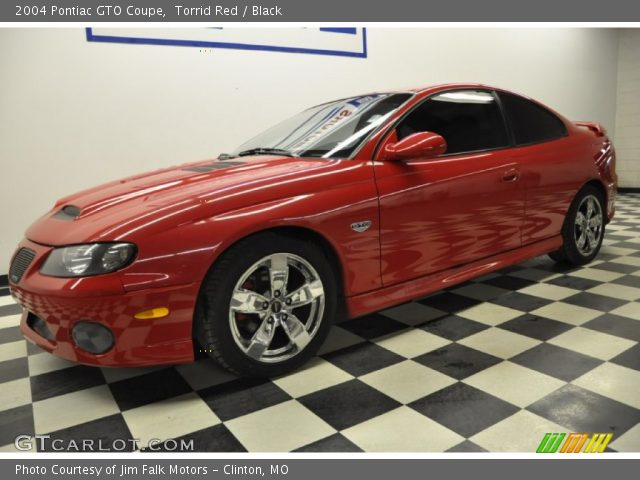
[9,84,617,376]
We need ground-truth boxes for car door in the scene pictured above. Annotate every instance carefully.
[374,89,525,286]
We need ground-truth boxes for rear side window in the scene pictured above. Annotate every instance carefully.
[498,92,567,145]
[396,90,509,155]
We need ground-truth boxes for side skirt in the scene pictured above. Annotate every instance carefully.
[346,235,562,318]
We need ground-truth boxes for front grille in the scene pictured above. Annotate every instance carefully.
[9,248,36,284]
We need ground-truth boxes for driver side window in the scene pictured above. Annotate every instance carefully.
[396,90,509,155]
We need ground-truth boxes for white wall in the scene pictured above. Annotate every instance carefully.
[0,28,621,271]
[615,29,640,188]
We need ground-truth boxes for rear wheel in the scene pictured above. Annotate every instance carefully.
[195,233,337,377]
[548,185,605,266]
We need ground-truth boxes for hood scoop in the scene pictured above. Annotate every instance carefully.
[183,161,245,173]
[52,205,81,221]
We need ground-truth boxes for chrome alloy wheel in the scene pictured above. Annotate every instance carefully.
[574,194,603,256]
[228,253,325,363]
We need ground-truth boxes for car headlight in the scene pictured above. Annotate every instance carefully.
[40,243,136,277]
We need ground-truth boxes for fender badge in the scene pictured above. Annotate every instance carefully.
[351,220,372,233]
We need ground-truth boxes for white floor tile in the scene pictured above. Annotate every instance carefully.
[458,328,540,359]
[464,361,564,408]
[360,360,456,404]
[471,410,566,452]
[225,400,335,452]
[123,392,220,446]
[343,406,463,452]
[572,362,640,409]
[548,328,636,360]
[273,358,352,398]
[375,329,450,358]
[33,385,120,434]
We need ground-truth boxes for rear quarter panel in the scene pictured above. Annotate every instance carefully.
[518,125,607,244]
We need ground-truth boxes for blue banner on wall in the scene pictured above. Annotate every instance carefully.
[86,27,367,58]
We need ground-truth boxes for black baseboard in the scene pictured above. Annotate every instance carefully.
[619,187,640,193]
[0,274,7,287]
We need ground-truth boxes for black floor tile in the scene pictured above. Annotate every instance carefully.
[583,314,640,342]
[510,343,603,382]
[0,304,22,317]
[532,262,580,274]
[30,365,106,402]
[446,440,488,452]
[484,275,537,291]
[143,424,246,452]
[294,433,363,452]
[420,315,489,341]
[298,379,400,431]
[593,252,622,262]
[613,241,640,250]
[563,292,627,312]
[39,414,133,452]
[26,341,44,355]
[611,275,640,288]
[0,327,23,344]
[340,313,406,340]
[546,275,601,290]
[610,344,640,371]
[414,344,501,380]
[592,262,640,274]
[490,292,553,312]
[381,302,448,326]
[527,384,640,436]
[322,342,404,377]
[409,383,519,438]
[0,288,10,297]
[498,314,574,341]
[0,357,29,384]
[108,368,192,411]
[0,404,33,447]
[199,378,291,421]
[418,292,481,314]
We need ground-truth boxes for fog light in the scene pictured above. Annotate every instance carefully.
[71,321,114,354]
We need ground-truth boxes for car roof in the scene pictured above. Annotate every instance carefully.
[407,83,506,93]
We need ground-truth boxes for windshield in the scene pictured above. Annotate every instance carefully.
[231,93,413,159]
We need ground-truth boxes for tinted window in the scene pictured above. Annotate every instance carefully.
[396,90,509,155]
[498,92,567,145]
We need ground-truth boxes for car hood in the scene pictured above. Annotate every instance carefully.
[26,156,357,246]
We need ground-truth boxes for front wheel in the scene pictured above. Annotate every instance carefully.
[195,233,337,377]
[548,185,605,266]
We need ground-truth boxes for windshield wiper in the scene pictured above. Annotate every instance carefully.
[236,148,299,158]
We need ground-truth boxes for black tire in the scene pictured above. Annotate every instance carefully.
[195,232,337,377]
[548,185,606,266]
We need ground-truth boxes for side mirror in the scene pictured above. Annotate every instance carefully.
[383,131,447,161]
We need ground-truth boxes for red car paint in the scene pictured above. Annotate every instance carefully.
[9,84,617,367]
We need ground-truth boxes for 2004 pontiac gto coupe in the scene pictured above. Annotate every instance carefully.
[9,84,617,376]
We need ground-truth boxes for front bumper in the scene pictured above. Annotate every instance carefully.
[10,239,197,367]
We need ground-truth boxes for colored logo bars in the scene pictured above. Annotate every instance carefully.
[536,433,613,453]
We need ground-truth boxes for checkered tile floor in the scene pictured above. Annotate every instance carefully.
[1,194,640,453]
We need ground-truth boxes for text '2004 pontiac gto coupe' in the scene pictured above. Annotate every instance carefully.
[9,84,617,376]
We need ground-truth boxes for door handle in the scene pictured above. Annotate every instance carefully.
[502,169,520,182]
